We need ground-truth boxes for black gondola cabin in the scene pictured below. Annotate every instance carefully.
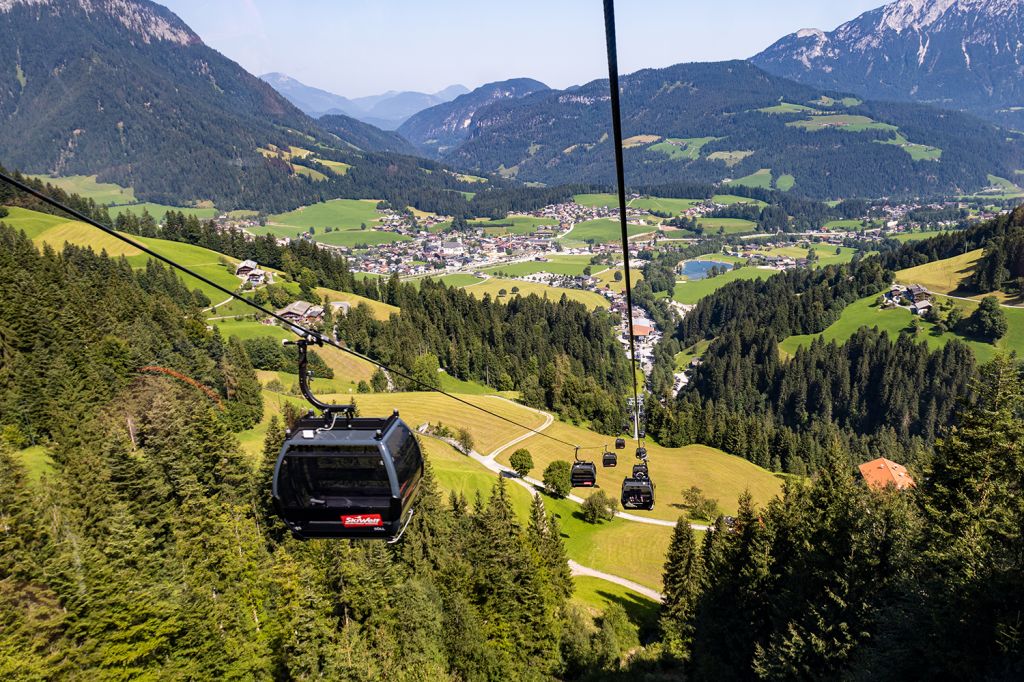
[615,438,626,450]
[603,450,618,467]
[272,411,423,540]
[570,460,598,488]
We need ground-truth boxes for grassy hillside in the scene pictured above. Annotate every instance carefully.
[494,419,784,523]
[778,293,1024,364]
[895,250,984,295]
[672,267,775,305]
[27,174,136,205]
[463,278,609,310]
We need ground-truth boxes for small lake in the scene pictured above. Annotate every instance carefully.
[681,260,732,281]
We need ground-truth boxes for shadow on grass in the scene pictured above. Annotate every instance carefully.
[593,589,661,642]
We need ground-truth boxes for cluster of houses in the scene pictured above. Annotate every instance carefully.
[884,283,933,315]
[234,259,269,286]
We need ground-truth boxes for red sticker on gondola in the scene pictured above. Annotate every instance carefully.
[342,514,384,528]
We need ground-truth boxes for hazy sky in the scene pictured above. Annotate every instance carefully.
[158,0,883,97]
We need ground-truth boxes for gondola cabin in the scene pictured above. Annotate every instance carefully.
[570,461,598,488]
[615,438,626,450]
[602,450,618,467]
[620,476,655,511]
[272,411,423,540]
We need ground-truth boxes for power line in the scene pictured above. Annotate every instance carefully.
[0,170,588,450]
[603,0,644,448]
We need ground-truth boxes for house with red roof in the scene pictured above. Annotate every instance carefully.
[858,457,916,491]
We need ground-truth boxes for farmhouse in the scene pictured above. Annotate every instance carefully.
[858,457,916,491]
[235,259,258,277]
[907,284,931,302]
[276,301,324,324]
[911,300,933,316]
[246,268,266,285]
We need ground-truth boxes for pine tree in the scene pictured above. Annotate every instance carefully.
[660,519,702,660]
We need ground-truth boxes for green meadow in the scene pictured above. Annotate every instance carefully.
[28,174,136,205]
[673,267,774,305]
[726,168,773,189]
[562,219,655,244]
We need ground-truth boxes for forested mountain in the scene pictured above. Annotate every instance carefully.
[425,60,1022,199]
[398,78,551,156]
[261,72,469,128]
[752,0,1024,129]
[316,113,418,155]
[0,0,481,213]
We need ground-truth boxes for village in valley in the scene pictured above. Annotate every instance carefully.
[216,191,1001,400]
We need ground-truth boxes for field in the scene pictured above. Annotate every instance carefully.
[573,193,620,208]
[494,419,784,525]
[483,255,594,277]
[594,267,643,294]
[463,277,610,310]
[712,194,767,207]
[561,219,655,245]
[749,244,859,266]
[646,137,718,161]
[311,230,411,248]
[630,197,701,215]
[788,115,897,133]
[417,273,486,288]
[726,169,773,189]
[779,293,1024,364]
[267,199,382,231]
[622,134,662,148]
[470,215,558,235]
[707,150,754,166]
[2,206,84,238]
[672,267,774,305]
[27,174,136,205]
[697,217,758,234]
[880,134,942,161]
[758,102,816,114]
[109,203,218,222]
[776,174,796,191]
[895,250,983,295]
[889,230,951,243]
[824,219,869,230]
[675,340,712,371]
[971,175,1024,200]
[314,287,399,321]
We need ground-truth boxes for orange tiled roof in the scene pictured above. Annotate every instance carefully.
[632,325,654,337]
[858,457,916,490]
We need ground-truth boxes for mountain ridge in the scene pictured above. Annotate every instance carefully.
[260,72,469,128]
[752,0,1024,127]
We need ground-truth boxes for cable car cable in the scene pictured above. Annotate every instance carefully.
[602,0,643,449]
[0,170,585,450]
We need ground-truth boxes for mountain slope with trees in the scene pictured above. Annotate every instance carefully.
[426,60,1022,199]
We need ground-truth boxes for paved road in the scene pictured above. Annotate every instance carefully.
[569,560,663,603]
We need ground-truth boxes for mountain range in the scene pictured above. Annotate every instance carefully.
[752,0,1024,129]
[260,72,468,129]
[413,60,1023,199]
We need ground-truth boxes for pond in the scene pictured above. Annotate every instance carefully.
[680,260,733,281]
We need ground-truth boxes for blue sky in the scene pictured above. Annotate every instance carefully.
[159,0,882,97]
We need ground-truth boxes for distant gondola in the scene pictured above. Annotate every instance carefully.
[602,449,618,467]
[615,437,626,450]
[271,338,423,541]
